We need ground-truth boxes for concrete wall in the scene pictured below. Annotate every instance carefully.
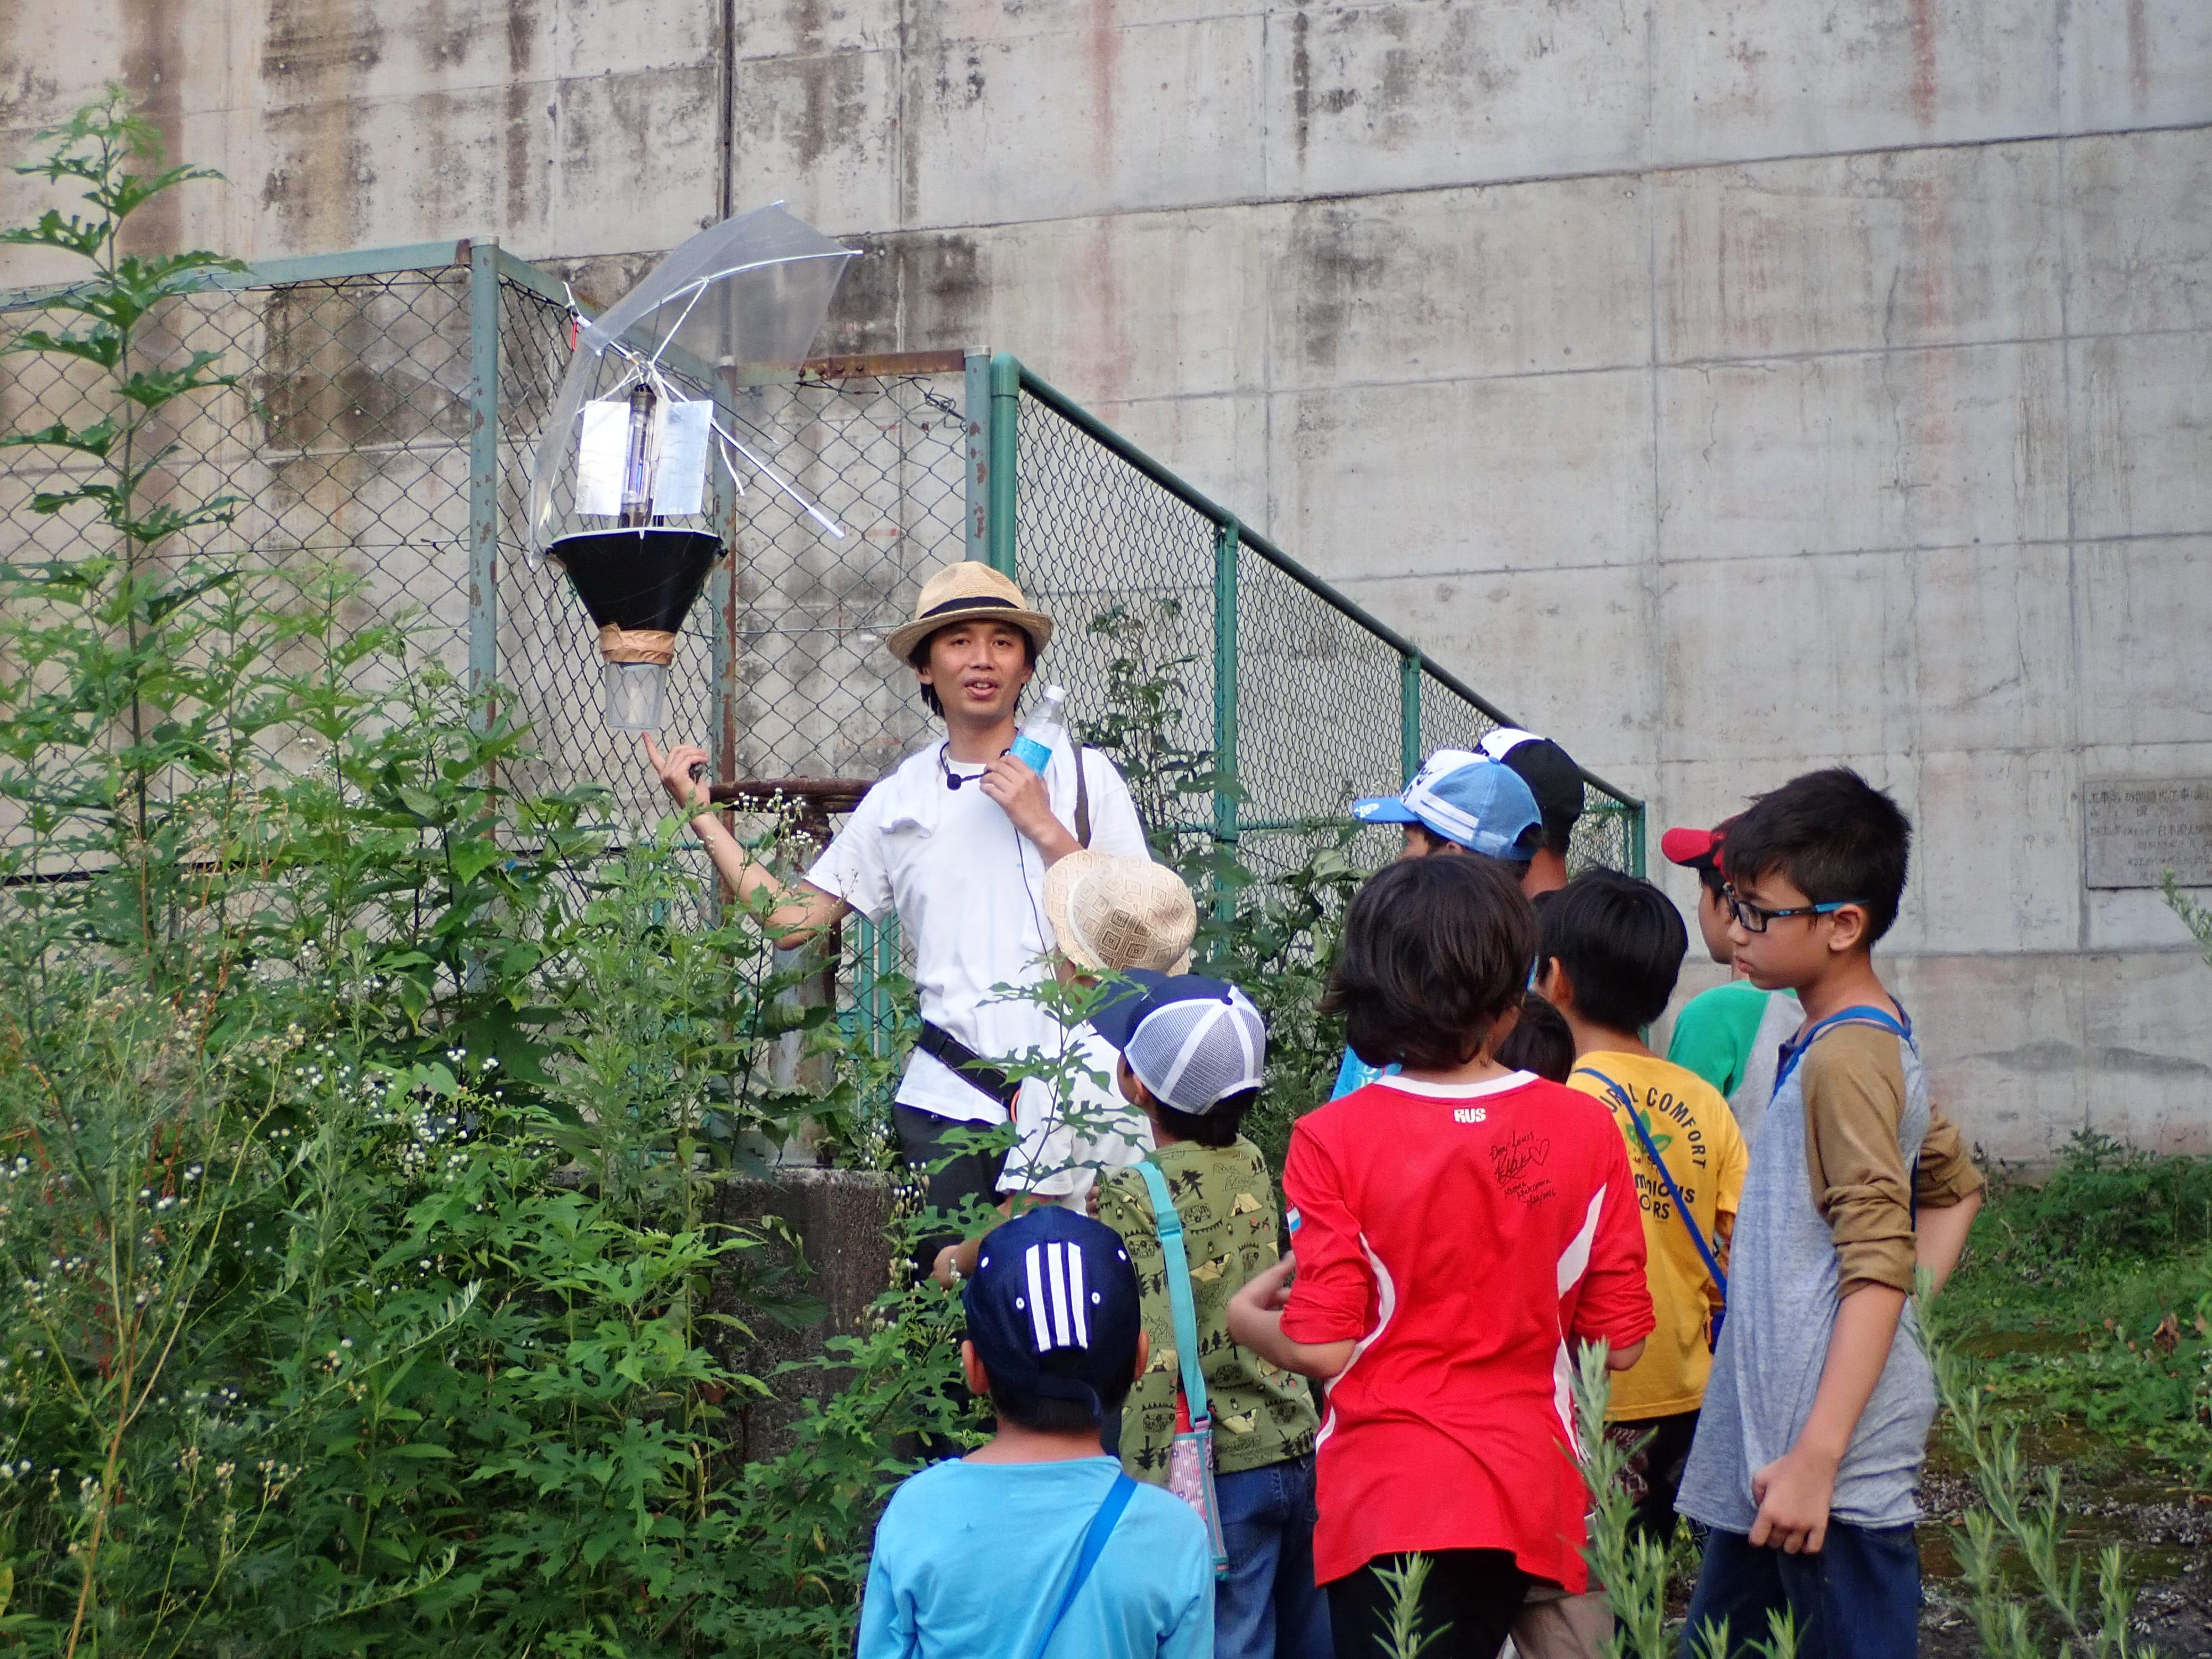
[6,0,2210,1159]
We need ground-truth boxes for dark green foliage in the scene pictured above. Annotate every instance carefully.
[1966,1133,2212,1275]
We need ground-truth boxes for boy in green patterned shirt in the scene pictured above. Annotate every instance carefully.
[1091,972,1328,1659]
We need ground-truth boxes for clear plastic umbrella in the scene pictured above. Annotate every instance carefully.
[524,203,858,729]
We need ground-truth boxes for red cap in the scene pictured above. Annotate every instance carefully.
[1660,823,1727,873]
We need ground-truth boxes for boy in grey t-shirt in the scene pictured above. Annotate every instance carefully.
[1674,771,1983,1659]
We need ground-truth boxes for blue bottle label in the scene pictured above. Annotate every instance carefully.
[1009,734,1053,774]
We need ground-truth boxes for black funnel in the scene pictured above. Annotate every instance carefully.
[549,527,726,636]
[549,528,726,730]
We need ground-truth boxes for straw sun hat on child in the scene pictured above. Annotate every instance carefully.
[1043,853,1197,975]
[884,561,1055,662]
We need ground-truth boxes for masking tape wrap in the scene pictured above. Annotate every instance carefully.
[597,625,676,665]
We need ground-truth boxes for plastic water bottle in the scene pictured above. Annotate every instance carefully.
[1008,685,1068,774]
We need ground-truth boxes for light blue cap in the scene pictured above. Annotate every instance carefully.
[1351,748,1545,861]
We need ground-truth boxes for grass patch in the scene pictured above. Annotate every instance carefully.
[1937,1133,2212,1493]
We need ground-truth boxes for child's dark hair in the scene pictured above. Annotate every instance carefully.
[1539,869,1688,1034]
[1691,813,1740,897]
[1494,993,1575,1083]
[1404,822,1535,884]
[987,1374,1134,1434]
[1152,1087,1258,1149]
[907,624,1040,718]
[1721,768,1911,943]
[1323,855,1536,1070]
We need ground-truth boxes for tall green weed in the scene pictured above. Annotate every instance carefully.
[0,93,963,1656]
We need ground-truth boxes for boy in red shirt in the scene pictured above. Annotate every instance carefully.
[1229,855,1654,1656]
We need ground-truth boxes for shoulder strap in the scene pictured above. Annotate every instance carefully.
[1577,1066,1728,1303]
[1773,1003,1913,1094]
[1025,1471,1137,1659]
[1071,735,1092,849]
[1134,1160,1209,1426]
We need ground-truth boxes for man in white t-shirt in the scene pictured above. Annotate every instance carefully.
[645,561,1148,1264]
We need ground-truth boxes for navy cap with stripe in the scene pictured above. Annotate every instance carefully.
[963,1207,1143,1422]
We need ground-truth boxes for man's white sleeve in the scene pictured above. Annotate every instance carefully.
[1081,750,1151,859]
[802,789,893,922]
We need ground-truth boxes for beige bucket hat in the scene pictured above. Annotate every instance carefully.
[885,561,1055,664]
[1043,852,1198,975]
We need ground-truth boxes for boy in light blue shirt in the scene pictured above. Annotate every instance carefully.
[860,1207,1214,1659]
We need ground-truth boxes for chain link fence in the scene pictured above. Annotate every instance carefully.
[2,247,1641,996]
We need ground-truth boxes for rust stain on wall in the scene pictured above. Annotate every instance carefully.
[1907,0,1937,129]
[119,0,187,256]
[2126,0,2151,109]
[1086,0,1118,183]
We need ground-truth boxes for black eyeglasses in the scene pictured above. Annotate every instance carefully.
[1722,885,1869,933]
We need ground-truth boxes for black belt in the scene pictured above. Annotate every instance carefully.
[914,1020,1021,1113]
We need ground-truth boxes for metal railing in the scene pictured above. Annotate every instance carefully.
[982,354,1644,883]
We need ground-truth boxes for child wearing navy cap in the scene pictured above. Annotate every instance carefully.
[859,1207,1214,1659]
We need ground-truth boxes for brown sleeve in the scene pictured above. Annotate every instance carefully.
[1914,1108,1987,1208]
[1799,1026,1916,1298]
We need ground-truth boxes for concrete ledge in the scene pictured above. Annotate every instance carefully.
[710,1166,901,1464]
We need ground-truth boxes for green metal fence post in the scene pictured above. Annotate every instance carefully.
[986,353,1020,577]
[1400,653,1422,784]
[964,349,991,566]
[1212,518,1240,915]
[1629,803,1646,878]
[465,240,500,731]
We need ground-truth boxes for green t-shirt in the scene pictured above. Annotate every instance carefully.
[1666,979,1797,1099]
[1095,1137,1318,1483]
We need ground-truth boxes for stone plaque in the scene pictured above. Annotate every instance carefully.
[2084,777,2212,889]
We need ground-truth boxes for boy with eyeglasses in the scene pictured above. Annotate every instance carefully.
[1672,770,1984,1659]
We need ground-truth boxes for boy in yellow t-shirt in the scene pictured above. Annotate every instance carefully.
[1538,869,1749,1549]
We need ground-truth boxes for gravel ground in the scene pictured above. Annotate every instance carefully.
[1917,1467,2212,1656]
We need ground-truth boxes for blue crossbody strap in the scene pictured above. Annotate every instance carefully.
[1135,1160,1210,1425]
[1025,1471,1137,1659]
[1578,1066,1728,1303]
[1768,1003,1921,1223]
[1772,1004,1912,1095]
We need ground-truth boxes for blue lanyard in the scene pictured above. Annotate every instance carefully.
[1578,1066,1728,1302]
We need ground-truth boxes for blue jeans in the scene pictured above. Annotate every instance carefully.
[1214,1453,1332,1659]
[1679,1521,1920,1659]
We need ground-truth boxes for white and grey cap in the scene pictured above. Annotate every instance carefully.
[1089,971,1267,1114]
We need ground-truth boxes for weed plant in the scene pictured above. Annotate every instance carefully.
[0,94,964,1656]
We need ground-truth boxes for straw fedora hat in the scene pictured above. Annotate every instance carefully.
[1044,852,1197,975]
[885,561,1055,664]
